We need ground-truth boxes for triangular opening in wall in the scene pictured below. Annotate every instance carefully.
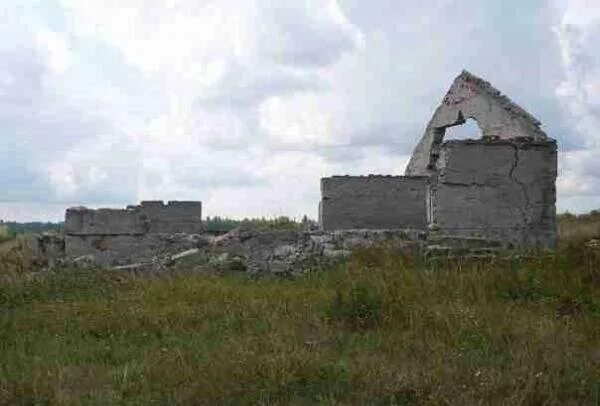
[443,118,482,141]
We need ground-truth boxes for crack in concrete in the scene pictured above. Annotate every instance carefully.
[509,144,531,223]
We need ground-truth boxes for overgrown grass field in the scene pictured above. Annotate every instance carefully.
[0,214,599,404]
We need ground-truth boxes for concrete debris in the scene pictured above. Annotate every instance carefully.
[40,228,424,275]
[170,248,200,261]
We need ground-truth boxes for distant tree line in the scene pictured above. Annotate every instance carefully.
[0,216,316,240]
[557,210,600,221]
[204,216,316,234]
[0,221,62,243]
[7,221,63,234]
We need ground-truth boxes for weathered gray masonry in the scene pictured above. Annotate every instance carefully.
[64,201,203,265]
[50,70,557,272]
[319,70,557,248]
[319,176,428,231]
[429,139,556,247]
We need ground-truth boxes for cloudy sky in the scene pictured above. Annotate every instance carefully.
[1,0,599,222]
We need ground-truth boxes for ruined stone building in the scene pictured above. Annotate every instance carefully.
[320,71,557,247]
[57,71,557,269]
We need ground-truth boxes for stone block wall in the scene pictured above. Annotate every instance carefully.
[319,175,428,231]
[138,201,203,233]
[64,207,146,235]
[64,201,203,263]
[430,139,557,247]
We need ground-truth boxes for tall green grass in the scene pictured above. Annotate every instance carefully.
[0,213,598,404]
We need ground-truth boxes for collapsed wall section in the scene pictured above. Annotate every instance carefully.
[64,234,202,267]
[320,176,428,231]
[430,139,556,247]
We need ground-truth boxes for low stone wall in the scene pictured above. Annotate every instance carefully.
[65,201,203,237]
[319,176,428,231]
[430,139,557,247]
[64,233,208,267]
[65,207,143,235]
[136,201,203,234]
[64,201,204,262]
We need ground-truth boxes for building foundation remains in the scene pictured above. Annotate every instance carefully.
[319,70,557,249]
[64,201,203,266]
[32,70,558,273]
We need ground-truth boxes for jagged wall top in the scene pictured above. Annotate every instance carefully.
[65,200,203,235]
[449,70,546,135]
[405,70,549,176]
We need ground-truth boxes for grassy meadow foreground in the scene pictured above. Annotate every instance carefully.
[0,214,599,404]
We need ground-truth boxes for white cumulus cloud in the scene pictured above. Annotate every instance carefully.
[0,0,598,221]
[553,0,600,211]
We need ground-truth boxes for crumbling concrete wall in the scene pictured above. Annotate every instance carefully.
[64,201,203,264]
[65,207,146,235]
[56,70,559,266]
[24,233,65,268]
[429,139,557,247]
[64,234,204,267]
[406,70,548,177]
[319,176,428,231]
[395,70,557,248]
[136,201,203,233]
[208,228,425,275]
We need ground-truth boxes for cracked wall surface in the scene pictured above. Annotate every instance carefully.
[319,70,557,248]
[406,70,548,177]
[430,139,557,247]
[320,175,428,231]
[55,70,558,264]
